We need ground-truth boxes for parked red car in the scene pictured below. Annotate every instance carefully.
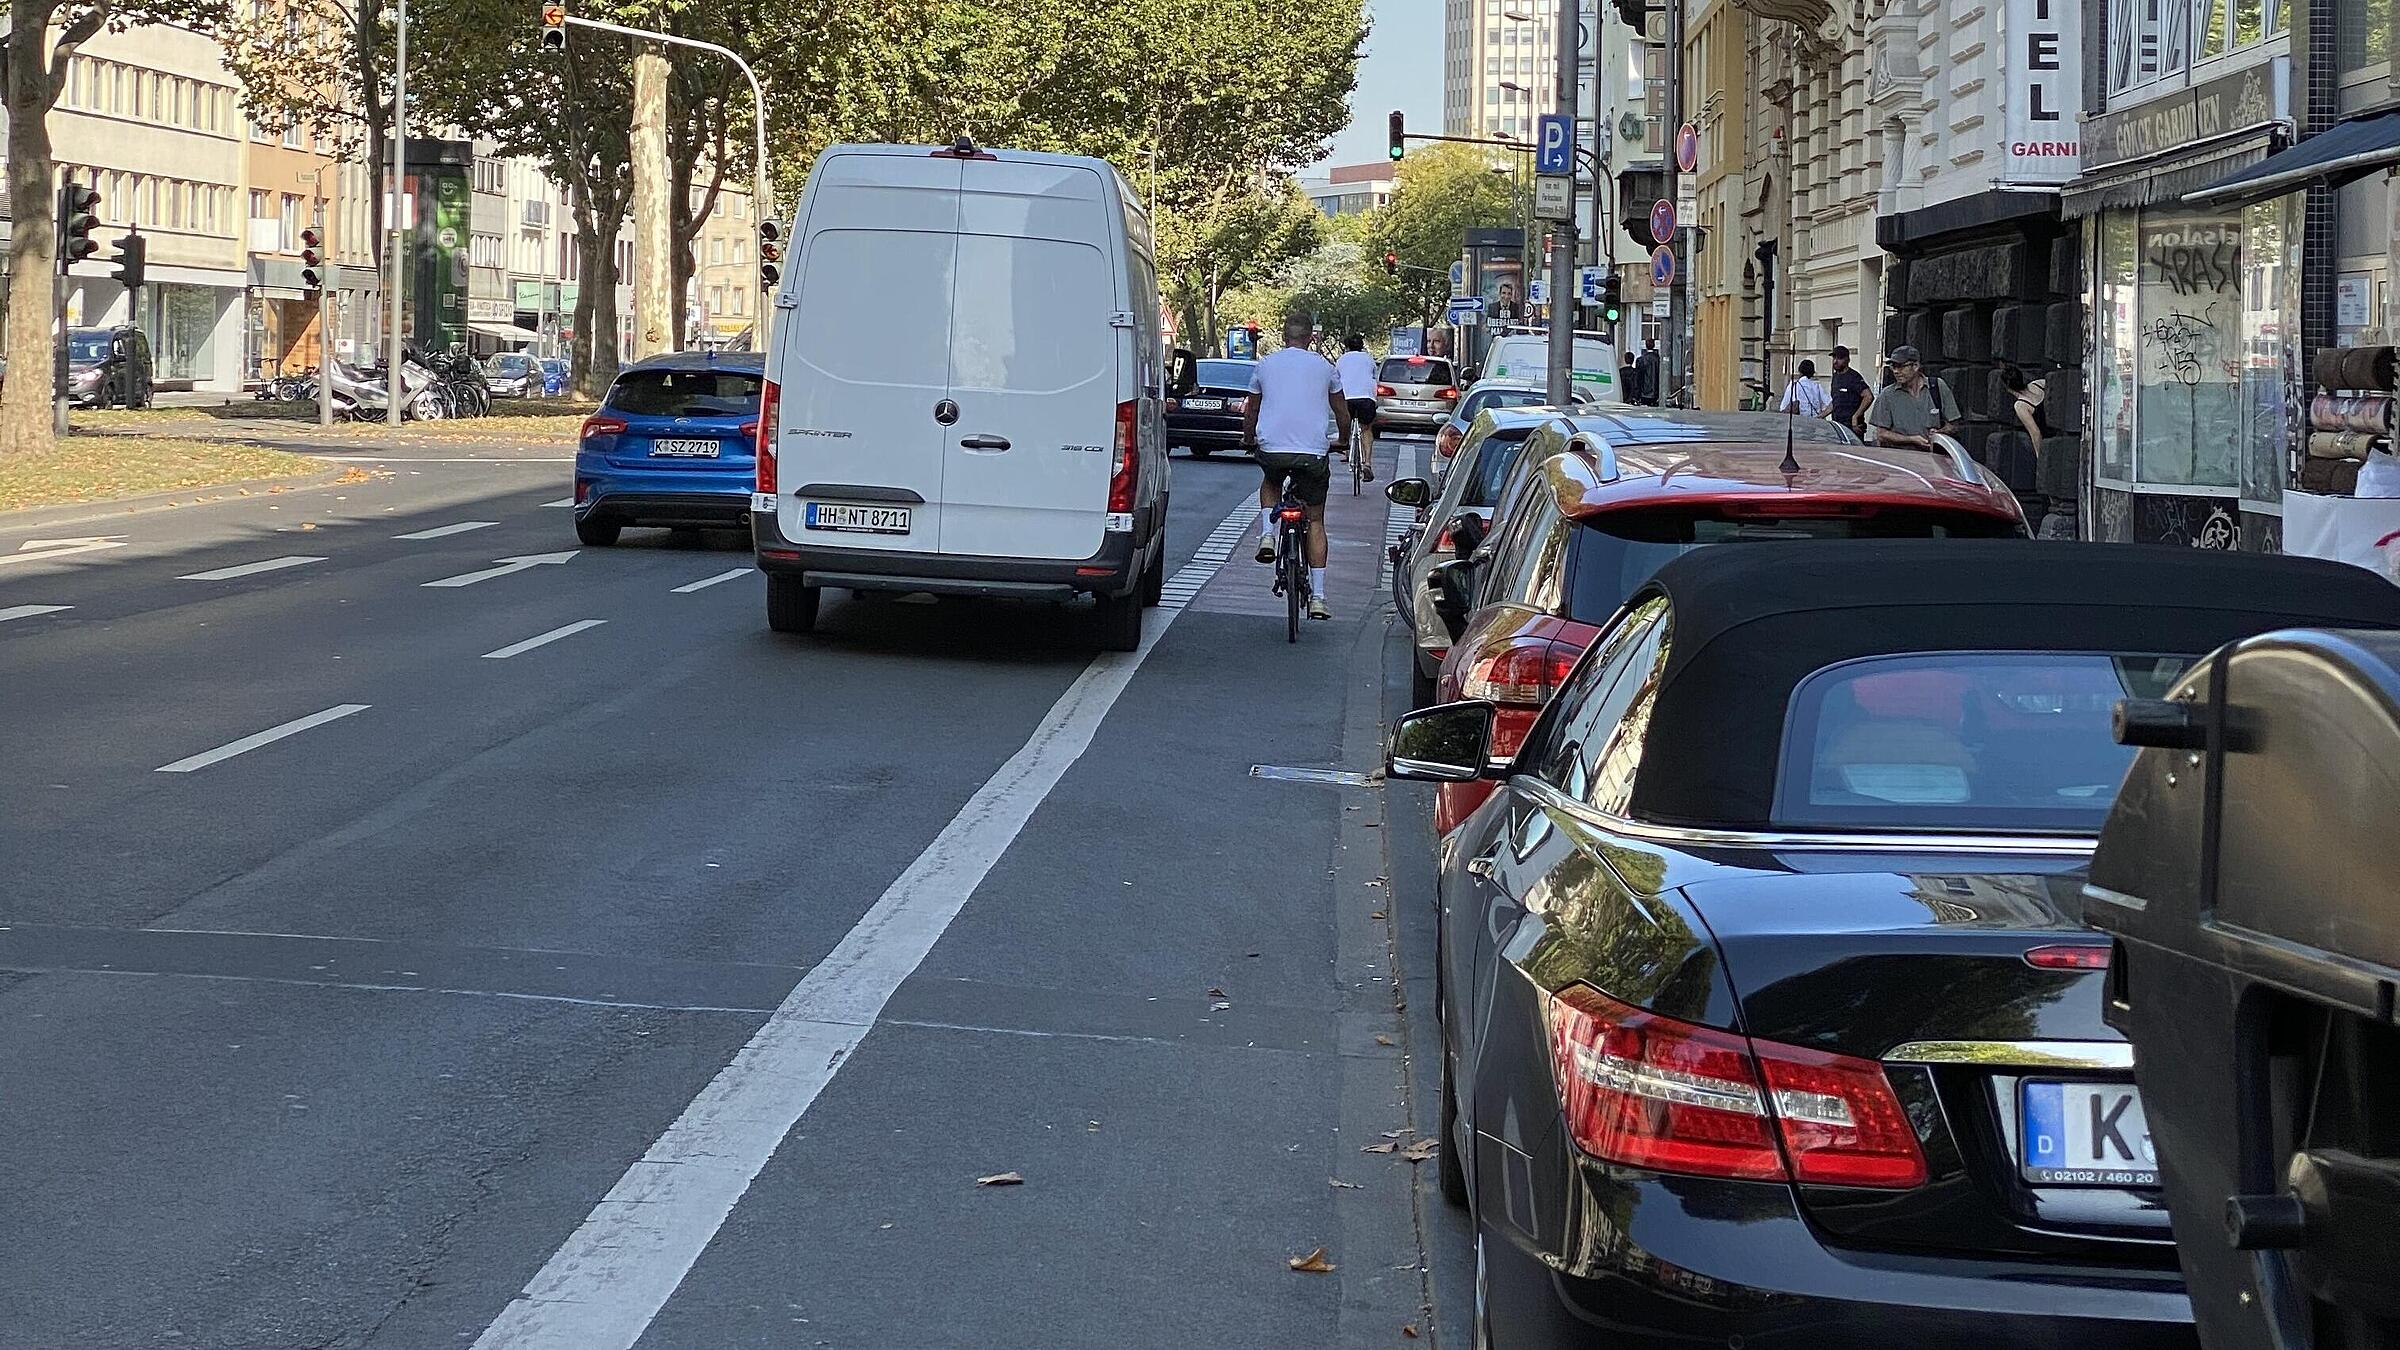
[1424,409,2027,834]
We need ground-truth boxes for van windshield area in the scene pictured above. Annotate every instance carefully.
[67,331,112,364]
[605,368,764,418]
[1380,357,1453,385]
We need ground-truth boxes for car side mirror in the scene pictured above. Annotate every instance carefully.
[1446,511,1487,558]
[1429,557,1477,639]
[1385,477,1430,509]
[1387,701,1499,783]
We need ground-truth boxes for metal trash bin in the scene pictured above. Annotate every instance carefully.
[2088,628,2400,1350]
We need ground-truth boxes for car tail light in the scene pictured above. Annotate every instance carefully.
[1165,396,1180,413]
[1108,400,1138,512]
[2024,943,2111,970]
[1547,985,1927,1189]
[1437,386,1460,399]
[1229,396,1249,413]
[754,379,779,495]
[580,413,628,440]
[1376,384,1396,398]
[1435,423,1464,459]
[574,478,591,504]
[1460,639,1578,757]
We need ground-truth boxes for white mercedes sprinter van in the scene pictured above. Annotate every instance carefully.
[751,140,1170,651]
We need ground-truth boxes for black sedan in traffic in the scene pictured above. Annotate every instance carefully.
[1165,357,1255,457]
[1387,540,2400,1349]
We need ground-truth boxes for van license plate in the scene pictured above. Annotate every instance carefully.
[2018,1080,2156,1186]
[651,438,720,457]
[805,502,911,534]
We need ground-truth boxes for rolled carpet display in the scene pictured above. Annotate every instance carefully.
[2300,457,2364,495]
[2341,345,2399,392]
[2311,392,2396,435]
[2315,347,2352,390]
[2309,430,2389,460]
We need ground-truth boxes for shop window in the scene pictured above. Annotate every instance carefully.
[2095,211,2139,484]
[2339,0,2392,74]
[2239,197,2297,509]
[2134,210,2242,489]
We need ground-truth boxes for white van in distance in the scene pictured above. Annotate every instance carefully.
[751,140,1170,650]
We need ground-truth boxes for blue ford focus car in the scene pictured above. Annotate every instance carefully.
[574,351,763,546]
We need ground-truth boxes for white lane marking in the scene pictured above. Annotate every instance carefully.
[312,456,577,464]
[178,555,327,581]
[470,500,1257,1350]
[395,520,501,540]
[423,550,578,588]
[2,536,126,567]
[670,568,752,594]
[154,703,370,773]
[0,605,71,623]
[540,497,576,508]
[481,619,606,660]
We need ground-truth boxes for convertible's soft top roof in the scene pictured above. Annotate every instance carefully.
[1623,540,2400,829]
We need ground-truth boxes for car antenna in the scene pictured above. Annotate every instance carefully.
[1780,401,1801,477]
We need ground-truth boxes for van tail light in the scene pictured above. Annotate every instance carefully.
[580,414,628,441]
[1547,985,1927,1189]
[1435,423,1464,459]
[1108,400,1139,512]
[1376,384,1396,398]
[1460,638,1578,758]
[754,379,780,495]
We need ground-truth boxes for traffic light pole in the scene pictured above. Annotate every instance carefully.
[561,15,773,348]
[1544,0,1577,407]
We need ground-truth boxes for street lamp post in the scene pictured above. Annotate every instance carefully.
[386,0,407,427]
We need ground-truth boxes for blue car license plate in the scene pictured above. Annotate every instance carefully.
[2018,1080,2157,1185]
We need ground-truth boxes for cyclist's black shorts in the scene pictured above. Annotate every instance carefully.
[1257,450,1332,507]
[1346,398,1379,429]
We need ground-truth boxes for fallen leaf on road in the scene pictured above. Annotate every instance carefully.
[299,522,318,530]
[1403,1325,1420,1339]
[1361,1142,1400,1154]
[1288,1247,1336,1274]
[976,1172,1024,1186]
[1374,1034,1394,1046]
[1328,1178,1362,1189]
[1381,1129,1406,1138]
[1370,911,1387,920]
[1207,987,1228,998]
[1401,1138,1440,1163]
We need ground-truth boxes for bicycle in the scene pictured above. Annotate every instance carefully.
[1268,486,1311,644]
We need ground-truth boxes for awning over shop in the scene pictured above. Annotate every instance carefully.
[2183,109,2400,208]
[468,320,540,343]
[2060,132,2277,219]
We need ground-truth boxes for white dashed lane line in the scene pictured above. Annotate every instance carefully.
[0,605,71,624]
[541,498,576,508]
[395,520,501,540]
[670,569,753,594]
[153,704,371,773]
[178,556,328,582]
[481,620,607,660]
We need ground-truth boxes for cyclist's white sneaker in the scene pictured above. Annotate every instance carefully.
[1308,597,1331,621]
[1256,539,1277,565]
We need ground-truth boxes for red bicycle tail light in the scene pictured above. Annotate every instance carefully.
[1108,400,1139,512]
[1546,985,1928,1189]
[754,379,779,495]
[2024,943,2111,970]
[1275,504,1306,523]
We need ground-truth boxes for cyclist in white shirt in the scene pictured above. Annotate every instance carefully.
[1242,316,1353,621]
[1334,334,1380,483]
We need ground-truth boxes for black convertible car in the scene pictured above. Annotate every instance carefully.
[1387,540,2400,1349]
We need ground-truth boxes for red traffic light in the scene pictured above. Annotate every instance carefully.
[1382,252,1399,277]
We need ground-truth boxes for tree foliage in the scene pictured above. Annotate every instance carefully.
[1365,142,1521,317]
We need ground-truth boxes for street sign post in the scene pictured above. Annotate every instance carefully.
[1446,296,1487,326]
[1651,246,1676,287]
[1535,174,1575,222]
[1579,267,1604,303]
[1651,295,1672,317]
[1450,259,1468,297]
[1675,121,1700,174]
[1536,114,1575,175]
[1650,199,1675,245]
[1529,279,1550,307]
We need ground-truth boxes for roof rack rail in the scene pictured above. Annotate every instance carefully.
[1567,428,1620,483]
[1925,431,1987,483]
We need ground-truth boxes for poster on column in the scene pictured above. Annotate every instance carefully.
[2001,0,2082,186]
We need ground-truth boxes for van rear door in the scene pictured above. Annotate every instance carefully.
[776,151,961,554]
[939,158,1120,562]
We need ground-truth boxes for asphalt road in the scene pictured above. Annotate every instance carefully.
[0,436,1473,1349]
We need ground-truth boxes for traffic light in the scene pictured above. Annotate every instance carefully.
[757,218,782,288]
[1382,252,1398,277]
[1387,110,1405,162]
[111,228,146,291]
[57,181,100,272]
[539,1,567,51]
[299,228,323,293]
[1598,272,1622,325]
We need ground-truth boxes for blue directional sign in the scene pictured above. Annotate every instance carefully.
[1651,246,1676,288]
[1446,296,1487,325]
[1536,114,1574,176]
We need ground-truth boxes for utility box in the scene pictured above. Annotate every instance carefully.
[2086,628,2400,1350]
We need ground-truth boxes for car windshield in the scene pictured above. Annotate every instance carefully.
[1380,357,1453,384]
[491,355,533,375]
[1776,651,2196,832]
[605,368,763,417]
[67,331,111,363]
[1196,360,1253,389]
[1563,508,2023,624]
[1458,429,1540,508]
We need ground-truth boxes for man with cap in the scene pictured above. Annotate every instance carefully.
[1866,344,1959,449]
[1825,345,1872,435]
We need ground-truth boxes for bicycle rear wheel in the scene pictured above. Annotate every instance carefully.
[1283,531,1303,643]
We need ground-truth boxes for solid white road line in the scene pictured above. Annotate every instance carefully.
[395,520,501,540]
[178,555,327,581]
[540,498,576,508]
[423,551,578,588]
[313,456,578,464]
[481,620,606,660]
[469,501,1257,1350]
[669,568,752,594]
[0,605,71,623]
[154,703,370,773]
